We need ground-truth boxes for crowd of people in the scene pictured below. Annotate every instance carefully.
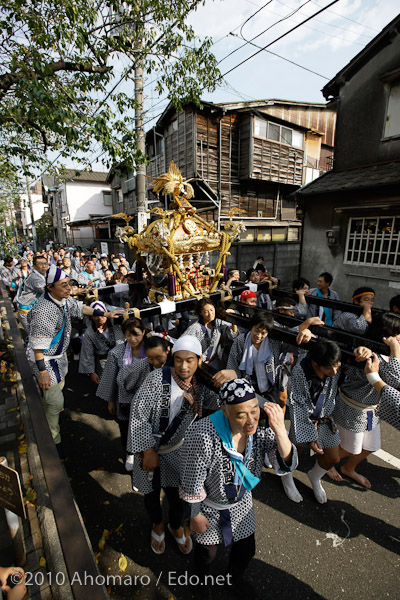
[1,246,399,595]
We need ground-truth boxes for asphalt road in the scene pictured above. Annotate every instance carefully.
[60,359,400,600]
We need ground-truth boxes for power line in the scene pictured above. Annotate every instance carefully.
[220,0,341,79]
[310,0,380,32]
[219,0,312,65]
[275,0,374,38]
[231,31,330,79]
[240,0,276,38]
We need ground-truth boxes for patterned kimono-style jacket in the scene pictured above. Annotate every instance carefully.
[333,312,369,335]
[179,416,297,546]
[0,265,20,288]
[78,321,125,376]
[17,269,46,332]
[184,318,236,366]
[334,355,400,433]
[96,342,147,420]
[378,384,400,431]
[28,291,83,384]
[226,333,281,400]
[127,366,220,493]
[288,357,341,448]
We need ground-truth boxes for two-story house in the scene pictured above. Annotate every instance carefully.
[109,99,336,284]
[42,170,112,248]
[296,14,400,307]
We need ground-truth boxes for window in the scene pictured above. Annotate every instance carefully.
[166,120,178,136]
[271,227,287,242]
[240,228,255,242]
[254,119,267,138]
[253,117,303,148]
[117,188,123,204]
[384,81,400,138]
[257,229,272,242]
[288,227,300,241]
[103,192,112,206]
[344,216,400,267]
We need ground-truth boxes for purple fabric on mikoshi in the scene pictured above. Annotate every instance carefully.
[46,264,69,284]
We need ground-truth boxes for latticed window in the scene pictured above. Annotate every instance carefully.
[344,216,400,267]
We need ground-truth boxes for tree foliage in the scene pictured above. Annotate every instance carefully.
[35,212,54,239]
[0,0,220,179]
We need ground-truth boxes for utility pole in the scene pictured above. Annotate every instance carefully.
[24,163,37,250]
[133,0,147,234]
[135,47,147,233]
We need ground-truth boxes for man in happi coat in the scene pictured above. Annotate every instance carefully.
[179,378,297,594]
[286,339,342,504]
[17,255,48,334]
[0,256,21,299]
[28,265,122,454]
[364,350,400,431]
[127,336,220,556]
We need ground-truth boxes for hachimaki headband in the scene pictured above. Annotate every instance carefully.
[219,378,256,405]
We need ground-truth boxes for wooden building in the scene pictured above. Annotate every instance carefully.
[108,99,336,282]
[296,15,400,307]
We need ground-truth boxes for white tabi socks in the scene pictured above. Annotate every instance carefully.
[281,473,303,502]
[281,472,303,503]
[307,461,329,504]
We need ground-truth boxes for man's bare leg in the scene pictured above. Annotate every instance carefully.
[340,449,372,489]
[327,446,350,482]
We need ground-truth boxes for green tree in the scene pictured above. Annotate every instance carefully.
[0,175,23,255]
[0,0,220,179]
[35,213,54,240]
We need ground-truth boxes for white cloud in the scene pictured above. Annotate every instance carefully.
[188,0,399,103]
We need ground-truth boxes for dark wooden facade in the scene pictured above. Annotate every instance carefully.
[107,99,336,284]
[145,102,319,223]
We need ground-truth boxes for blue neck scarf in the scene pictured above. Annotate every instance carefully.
[316,288,333,326]
[209,410,261,491]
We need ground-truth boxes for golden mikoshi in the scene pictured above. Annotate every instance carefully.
[114,161,245,300]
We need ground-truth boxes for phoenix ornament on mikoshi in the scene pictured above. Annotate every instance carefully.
[149,160,196,210]
[115,161,245,300]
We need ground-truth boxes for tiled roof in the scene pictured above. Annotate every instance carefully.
[297,161,400,196]
[62,169,109,183]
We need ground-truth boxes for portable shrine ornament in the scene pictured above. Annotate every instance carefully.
[114,161,246,300]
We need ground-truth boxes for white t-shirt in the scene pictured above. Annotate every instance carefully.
[169,378,185,426]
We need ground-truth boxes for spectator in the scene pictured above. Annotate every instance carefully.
[307,272,339,325]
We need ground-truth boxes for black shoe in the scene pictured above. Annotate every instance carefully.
[56,442,65,459]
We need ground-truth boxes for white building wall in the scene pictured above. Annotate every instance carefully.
[65,181,111,221]
[20,193,47,229]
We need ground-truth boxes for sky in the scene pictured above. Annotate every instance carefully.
[53,0,400,172]
[143,0,400,116]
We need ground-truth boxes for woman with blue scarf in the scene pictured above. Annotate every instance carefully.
[179,378,297,595]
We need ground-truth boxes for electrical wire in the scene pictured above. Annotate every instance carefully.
[239,0,276,38]
[220,0,341,79]
[219,0,312,64]
[230,31,330,79]
[310,0,380,32]
[275,0,374,38]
